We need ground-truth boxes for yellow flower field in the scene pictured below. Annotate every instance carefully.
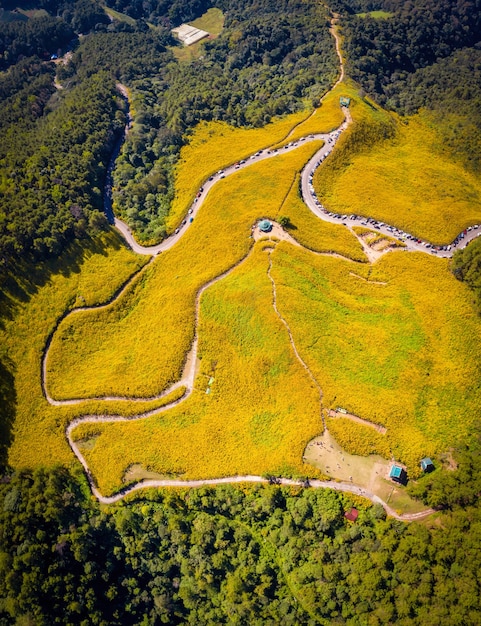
[276,173,366,261]
[3,231,149,469]
[5,75,481,490]
[47,142,323,400]
[166,110,312,232]
[315,102,481,243]
[71,244,322,495]
[272,81,357,146]
[326,416,391,459]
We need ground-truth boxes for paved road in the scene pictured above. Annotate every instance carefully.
[113,133,335,255]
[111,21,481,261]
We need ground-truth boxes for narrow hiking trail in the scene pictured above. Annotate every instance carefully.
[266,247,326,432]
[42,17,442,518]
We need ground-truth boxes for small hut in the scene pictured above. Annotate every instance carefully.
[258,219,273,233]
[389,464,407,485]
[420,457,434,473]
[340,96,351,108]
[344,507,359,522]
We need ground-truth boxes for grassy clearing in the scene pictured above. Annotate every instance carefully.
[1,231,148,469]
[47,142,322,400]
[271,243,481,474]
[17,8,49,19]
[166,111,312,232]
[356,11,393,19]
[190,8,224,34]
[103,6,137,25]
[170,8,224,61]
[170,43,202,62]
[304,430,426,515]
[73,244,322,495]
[316,98,481,243]
[276,173,366,261]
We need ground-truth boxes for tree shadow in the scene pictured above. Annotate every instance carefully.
[0,229,125,330]
[0,356,16,470]
[0,229,130,466]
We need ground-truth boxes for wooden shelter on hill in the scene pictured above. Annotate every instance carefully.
[389,464,407,485]
[420,457,434,472]
[344,508,359,522]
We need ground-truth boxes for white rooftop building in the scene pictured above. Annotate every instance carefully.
[172,24,209,46]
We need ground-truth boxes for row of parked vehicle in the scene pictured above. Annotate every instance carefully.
[305,142,481,256]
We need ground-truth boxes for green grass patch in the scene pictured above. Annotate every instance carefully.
[170,8,224,62]
[103,6,137,25]
[356,11,393,19]
[0,8,27,22]
[271,243,481,473]
[190,7,224,35]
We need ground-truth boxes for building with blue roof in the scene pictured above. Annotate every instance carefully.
[389,464,407,485]
[258,220,273,233]
[420,457,434,472]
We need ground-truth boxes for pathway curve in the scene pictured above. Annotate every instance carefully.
[78,473,434,522]
[45,18,451,517]
[110,31,480,260]
[54,229,433,520]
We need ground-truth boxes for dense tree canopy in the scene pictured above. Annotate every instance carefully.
[0,70,122,263]
[108,0,338,242]
[0,0,338,255]
[1,465,481,624]
[451,237,481,312]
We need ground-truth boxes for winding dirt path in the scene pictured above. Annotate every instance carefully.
[328,409,387,434]
[72,473,434,521]
[44,18,441,518]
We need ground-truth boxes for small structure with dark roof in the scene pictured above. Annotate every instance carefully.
[344,507,359,522]
[389,464,407,485]
[258,219,273,233]
[420,457,434,473]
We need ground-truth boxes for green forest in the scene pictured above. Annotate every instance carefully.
[0,0,338,254]
[2,0,481,623]
[1,457,481,625]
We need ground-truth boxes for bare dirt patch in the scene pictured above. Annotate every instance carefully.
[253,221,299,244]
[304,429,428,515]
